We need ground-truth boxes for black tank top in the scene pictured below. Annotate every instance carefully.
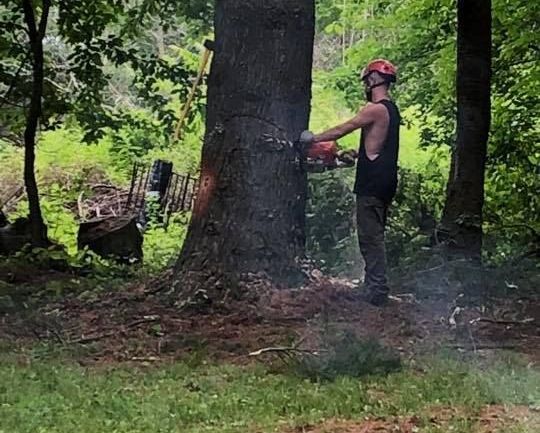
[353,99,400,204]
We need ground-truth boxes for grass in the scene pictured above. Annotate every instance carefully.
[0,127,190,272]
[0,350,538,433]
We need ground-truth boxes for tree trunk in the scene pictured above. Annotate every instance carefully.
[440,0,491,259]
[174,0,315,297]
[22,0,50,247]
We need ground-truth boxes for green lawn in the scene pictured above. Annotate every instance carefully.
[1,351,538,433]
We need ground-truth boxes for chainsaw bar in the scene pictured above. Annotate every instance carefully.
[261,133,357,173]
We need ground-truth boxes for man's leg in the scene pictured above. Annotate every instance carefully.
[356,196,389,305]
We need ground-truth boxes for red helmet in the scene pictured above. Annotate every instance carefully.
[307,141,338,164]
[361,59,397,82]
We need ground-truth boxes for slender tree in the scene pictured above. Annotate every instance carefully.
[22,0,51,247]
[175,0,315,296]
[440,0,491,258]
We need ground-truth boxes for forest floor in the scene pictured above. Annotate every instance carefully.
[1,263,538,364]
[0,262,539,432]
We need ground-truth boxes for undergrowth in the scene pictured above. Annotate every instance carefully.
[275,330,402,381]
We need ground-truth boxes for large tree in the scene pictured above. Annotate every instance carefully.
[440,0,492,258]
[175,0,315,296]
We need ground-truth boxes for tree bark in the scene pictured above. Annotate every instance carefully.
[174,0,315,296]
[440,0,491,258]
[22,0,50,247]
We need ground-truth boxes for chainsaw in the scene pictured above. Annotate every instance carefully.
[299,131,358,173]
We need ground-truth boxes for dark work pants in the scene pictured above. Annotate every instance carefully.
[356,195,390,295]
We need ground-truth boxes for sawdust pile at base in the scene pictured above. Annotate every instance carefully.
[1,274,538,363]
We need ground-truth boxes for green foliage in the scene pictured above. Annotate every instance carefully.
[309,77,359,149]
[0,1,211,263]
[305,160,447,275]
[4,246,105,275]
[37,128,128,186]
[143,214,188,273]
[41,192,79,255]
[319,0,539,262]
[5,128,129,253]
[292,331,401,381]
[10,194,80,257]
[107,111,171,172]
[306,169,361,277]
[306,82,359,275]
[1,0,537,272]
[0,0,211,143]
[386,164,446,268]
[1,127,195,275]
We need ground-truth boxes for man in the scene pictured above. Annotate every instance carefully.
[303,59,400,306]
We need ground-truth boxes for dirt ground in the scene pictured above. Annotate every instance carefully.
[284,404,539,433]
[1,269,538,365]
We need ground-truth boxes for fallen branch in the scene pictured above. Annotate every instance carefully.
[249,346,327,357]
[130,356,160,362]
[470,317,535,326]
[450,343,518,350]
[143,269,174,296]
[1,186,24,210]
[69,315,160,344]
[388,293,416,303]
[48,327,66,345]
[78,188,133,221]
[90,184,119,190]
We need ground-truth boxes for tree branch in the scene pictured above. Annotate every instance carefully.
[21,0,38,43]
[0,129,24,146]
[0,21,31,36]
[0,56,31,109]
[38,0,51,40]
[22,0,51,43]
[0,95,25,108]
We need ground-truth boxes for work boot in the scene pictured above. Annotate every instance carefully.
[365,290,389,307]
[354,282,389,307]
[361,283,390,307]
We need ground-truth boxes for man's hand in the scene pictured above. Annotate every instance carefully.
[336,149,358,167]
[299,130,315,146]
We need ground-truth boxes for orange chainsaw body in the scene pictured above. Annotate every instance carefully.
[307,141,338,164]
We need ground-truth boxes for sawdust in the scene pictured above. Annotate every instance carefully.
[1,272,538,365]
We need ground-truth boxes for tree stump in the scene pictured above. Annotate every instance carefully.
[0,217,32,255]
[78,216,143,263]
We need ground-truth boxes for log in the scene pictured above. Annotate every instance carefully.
[77,215,143,263]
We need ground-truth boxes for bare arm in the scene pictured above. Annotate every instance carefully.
[313,103,383,143]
